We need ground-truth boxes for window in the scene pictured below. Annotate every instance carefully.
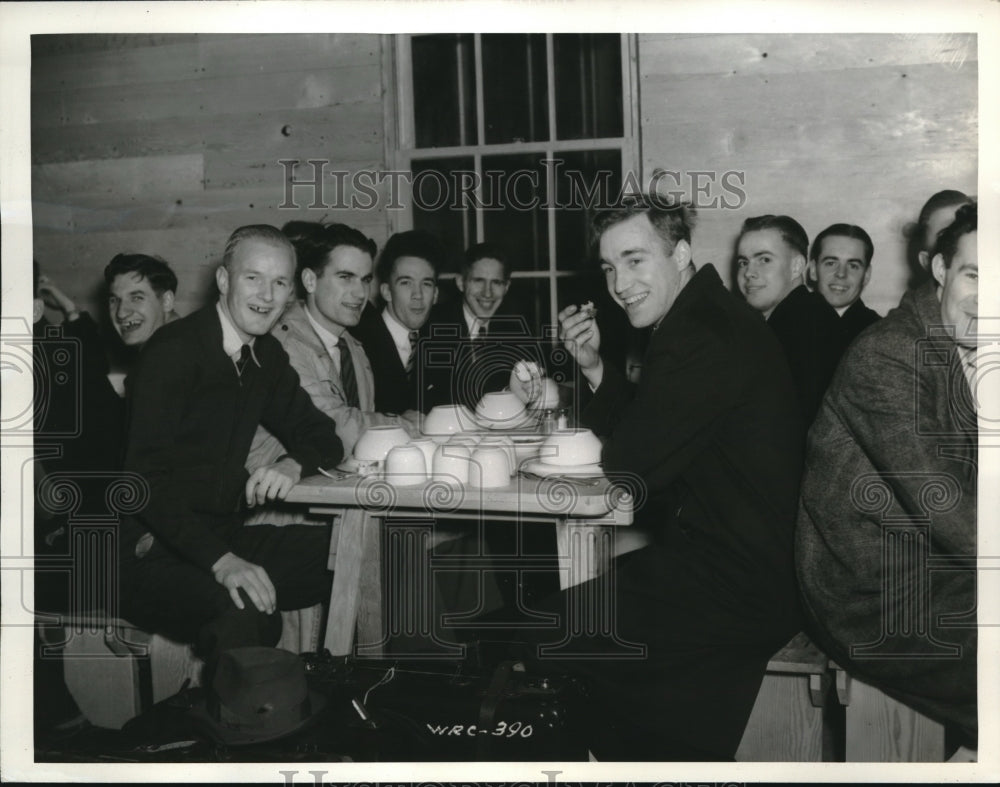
[394,34,638,334]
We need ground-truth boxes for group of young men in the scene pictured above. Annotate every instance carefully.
[33,189,978,760]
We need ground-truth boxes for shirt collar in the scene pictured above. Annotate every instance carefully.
[216,301,259,366]
[462,303,487,337]
[303,303,344,356]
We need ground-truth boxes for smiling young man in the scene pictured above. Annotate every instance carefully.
[550,195,802,761]
[796,203,978,753]
[350,230,442,415]
[104,253,180,348]
[248,223,415,465]
[808,223,881,358]
[119,225,343,674]
[737,214,839,424]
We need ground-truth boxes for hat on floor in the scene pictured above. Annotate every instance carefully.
[188,646,326,746]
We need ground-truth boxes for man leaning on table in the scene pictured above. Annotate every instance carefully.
[527,193,804,761]
[118,225,344,675]
[248,223,417,473]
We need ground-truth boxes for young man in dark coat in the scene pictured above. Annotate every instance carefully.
[796,203,978,749]
[350,230,441,415]
[546,195,803,760]
[118,225,344,670]
[736,214,839,424]
[808,222,881,359]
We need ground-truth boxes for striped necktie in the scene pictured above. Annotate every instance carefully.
[338,339,359,408]
[405,330,420,376]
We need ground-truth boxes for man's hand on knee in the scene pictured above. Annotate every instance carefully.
[211,551,277,614]
[245,456,302,506]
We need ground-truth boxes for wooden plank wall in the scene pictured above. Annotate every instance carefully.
[31,33,389,321]
[638,33,977,315]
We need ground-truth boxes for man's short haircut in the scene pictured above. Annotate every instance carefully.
[916,190,971,246]
[810,224,874,267]
[222,224,294,271]
[103,253,178,296]
[738,215,809,258]
[591,192,698,259]
[377,230,443,283]
[298,223,377,277]
[933,202,977,271]
[461,242,510,280]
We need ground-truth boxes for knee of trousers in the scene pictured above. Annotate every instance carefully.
[198,604,283,659]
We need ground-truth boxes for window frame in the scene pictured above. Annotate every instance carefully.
[390,33,641,329]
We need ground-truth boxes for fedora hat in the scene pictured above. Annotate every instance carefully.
[188,646,327,746]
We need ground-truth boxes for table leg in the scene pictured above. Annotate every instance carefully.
[323,507,382,656]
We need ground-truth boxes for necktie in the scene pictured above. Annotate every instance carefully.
[405,330,420,376]
[235,344,252,378]
[338,339,359,408]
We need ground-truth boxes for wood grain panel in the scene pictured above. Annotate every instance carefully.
[31,34,198,58]
[32,41,203,93]
[32,154,204,202]
[32,102,384,165]
[32,65,382,128]
[639,33,976,78]
[640,62,977,130]
[198,33,380,78]
[844,678,945,761]
[736,673,825,761]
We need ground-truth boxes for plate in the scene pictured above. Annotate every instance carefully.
[521,459,603,478]
[335,457,382,476]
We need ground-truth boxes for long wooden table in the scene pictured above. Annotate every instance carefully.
[285,472,638,656]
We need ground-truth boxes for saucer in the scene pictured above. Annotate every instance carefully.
[521,459,603,478]
[336,457,382,476]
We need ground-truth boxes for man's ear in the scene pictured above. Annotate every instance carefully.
[32,297,45,324]
[301,267,317,294]
[806,260,817,286]
[161,290,176,314]
[918,249,931,271]
[380,281,392,304]
[672,240,692,269]
[432,285,439,306]
[215,265,229,296]
[931,253,948,288]
[455,275,466,294]
[790,253,806,280]
[862,265,872,290]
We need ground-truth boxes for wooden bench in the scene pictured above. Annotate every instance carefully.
[39,606,322,729]
[736,631,832,761]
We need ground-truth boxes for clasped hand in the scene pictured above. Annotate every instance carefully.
[245,456,301,507]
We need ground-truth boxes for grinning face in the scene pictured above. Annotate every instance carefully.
[933,231,978,350]
[457,257,510,320]
[811,235,871,311]
[598,213,691,329]
[303,244,373,334]
[381,255,438,331]
[216,238,295,341]
[737,228,805,318]
[109,271,174,346]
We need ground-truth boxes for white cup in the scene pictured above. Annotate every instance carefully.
[469,446,511,488]
[432,443,472,486]
[477,435,515,474]
[408,438,439,473]
[384,444,427,486]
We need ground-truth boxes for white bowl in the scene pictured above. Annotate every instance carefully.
[422,404,477,436]
[432,443,472,485]
[354,425,411,461]
[511,435,545,463]
[469,446,511,488]
[384,444,427,486]
[475,390,526,428]
[539,428,602,467]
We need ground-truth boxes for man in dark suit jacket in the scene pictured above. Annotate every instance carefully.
[808,222,881,359]
[550,196,803,760]
[797,204,978,748]
[350,230,442,415]
[736,214,839,424]
[119,225,344,669]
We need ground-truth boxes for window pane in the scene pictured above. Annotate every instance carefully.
[502,278,550,339]
[411,156,475,274]
[553,34,623,140]
[482,153,550,273]
[412,34,477,148]
[554,149,622,273]
[482,34,548,144]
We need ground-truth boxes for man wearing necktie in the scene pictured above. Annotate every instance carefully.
[248,223,417,473]
[119,225,343,674]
